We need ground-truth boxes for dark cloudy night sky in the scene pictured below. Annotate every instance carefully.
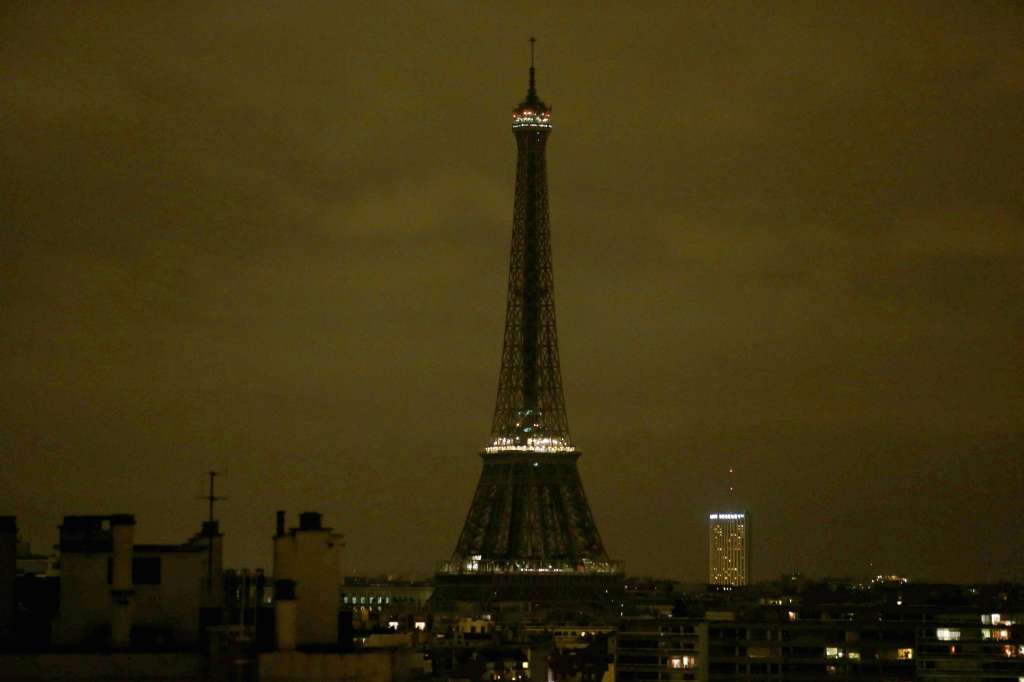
[2,2,1022,582]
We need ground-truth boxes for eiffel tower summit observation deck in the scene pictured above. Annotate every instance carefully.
[434,44,624,610]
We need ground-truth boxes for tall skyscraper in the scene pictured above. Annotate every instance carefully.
[434,48,621,608]
[708,512,750,586]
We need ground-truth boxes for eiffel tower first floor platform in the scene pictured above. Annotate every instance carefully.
[433,450,624,615]
[430,565,625,616]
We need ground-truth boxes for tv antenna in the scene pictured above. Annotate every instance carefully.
[197,470,227,588]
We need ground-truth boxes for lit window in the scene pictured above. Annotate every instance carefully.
[387,621,400,631]
[414,621,426,631]
[936,628,960,641]
[668,656,696,670]
[848,651,861,661]
[897,648,914,660]
[825,647,844,659]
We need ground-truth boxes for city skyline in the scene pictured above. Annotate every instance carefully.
[2,3,1022,583]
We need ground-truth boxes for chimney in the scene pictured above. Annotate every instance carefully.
[276,511,286,537]
[109,514,136,650]
[298,512,322,531]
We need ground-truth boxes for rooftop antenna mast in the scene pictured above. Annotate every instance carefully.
[197,470,227,589]
[528,37,537,97]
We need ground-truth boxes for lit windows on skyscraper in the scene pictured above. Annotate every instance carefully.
[708,512,750,586]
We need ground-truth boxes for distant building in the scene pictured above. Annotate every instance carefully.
[52,514,223,650]
[616,608,920,682]
[708,512,750,587]
[616,617,706,682]
[340,576,434,612]
[917,614,1024,681]
[340,576,434,631]
[704,614,916,681]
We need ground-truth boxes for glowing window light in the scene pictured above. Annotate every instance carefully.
[668,656,695,670]
[440,557,623,576]
[512,109,553,129]
[936,628,960,641]
[897,648,914,660]
[485,436,575,453]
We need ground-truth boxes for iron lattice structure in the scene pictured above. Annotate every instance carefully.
[488,70,570,452]
[444,59,617,584]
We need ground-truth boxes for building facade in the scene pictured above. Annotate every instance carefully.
[917,614,1024,681]
[52,514,223,650]
[708,513,750,587]
[616,617,708,682]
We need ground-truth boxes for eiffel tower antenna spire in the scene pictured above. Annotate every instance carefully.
[529,37,536,94]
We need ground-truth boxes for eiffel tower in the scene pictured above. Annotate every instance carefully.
[435,43,623,610]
